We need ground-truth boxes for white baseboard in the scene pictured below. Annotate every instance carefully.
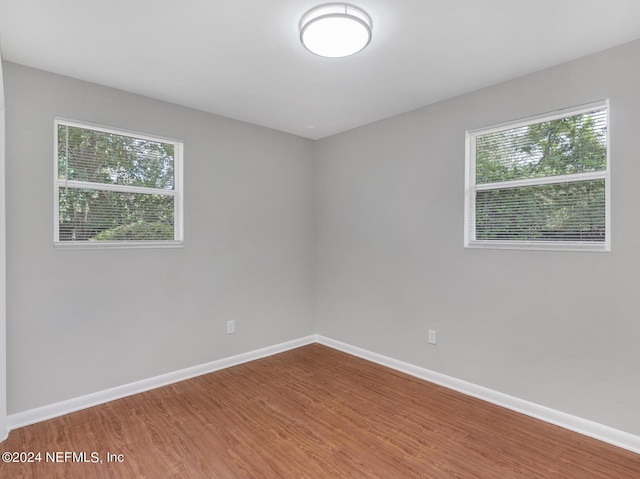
[7,335,317,431]
[316,335,640,455]
[7,333,640,455]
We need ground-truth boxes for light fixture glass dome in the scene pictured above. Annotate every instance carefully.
[300,3,372,58]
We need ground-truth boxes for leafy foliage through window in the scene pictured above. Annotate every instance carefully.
[465,101,609,250]
[54,119,183,246]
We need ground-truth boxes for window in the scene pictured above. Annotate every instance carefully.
[464,101,609,251]
[54,119,183,247]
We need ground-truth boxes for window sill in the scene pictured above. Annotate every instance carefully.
[54,240,183,250]
[465,240,610,252]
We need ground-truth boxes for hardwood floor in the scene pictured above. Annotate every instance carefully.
[1,344,638,478]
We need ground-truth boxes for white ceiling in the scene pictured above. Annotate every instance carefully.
[1,0,640,139]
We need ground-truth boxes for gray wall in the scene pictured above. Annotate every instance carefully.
[315,39,640,435]
[4,62,316,414]
[5,39,640,437]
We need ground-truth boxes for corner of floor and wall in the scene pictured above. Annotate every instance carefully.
[2,39,640,455]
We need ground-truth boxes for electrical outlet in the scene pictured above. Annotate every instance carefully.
[428,329,437,345]
[226,320,235,334]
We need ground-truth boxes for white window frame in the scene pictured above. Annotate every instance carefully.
[464,100,610,252]
[53,118,184,249]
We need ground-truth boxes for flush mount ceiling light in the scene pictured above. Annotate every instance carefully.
[300,3,372,58]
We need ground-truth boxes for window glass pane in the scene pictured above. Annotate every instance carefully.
[475,179,605,242]
[475,109,607,184]
[57,125,175,190]
[58,188,174,242]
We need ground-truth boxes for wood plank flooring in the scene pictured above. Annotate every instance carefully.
[1,343,638,478]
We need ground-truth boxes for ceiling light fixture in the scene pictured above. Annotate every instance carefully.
[299,3,372,58]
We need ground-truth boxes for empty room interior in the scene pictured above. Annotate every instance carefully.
[0,1,639,477]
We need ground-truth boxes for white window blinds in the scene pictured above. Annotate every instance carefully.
[465,101,609,251]
[54,119,183,247]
